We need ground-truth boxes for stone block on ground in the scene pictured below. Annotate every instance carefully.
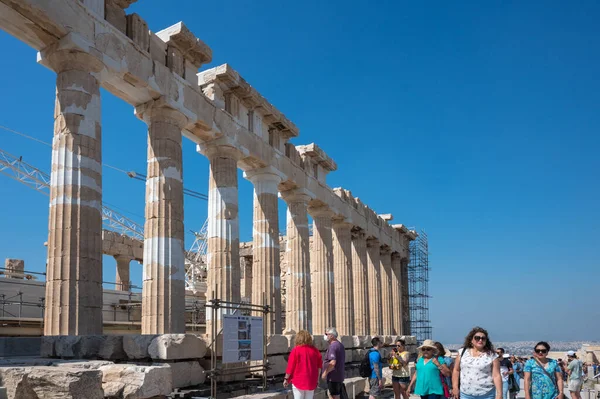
[99,363,172,399]
[0,366,103,399]
[99,335,125,360]
[153,361,205,388]
[0,358,53,367]
[40,336,56,358]
[313,335,327,351]
[352,336,371,349]
[352,349,368,362]
[267,335,289,355]
[382,366,393,386]
[402,336,416,345]
[123,335,157,359]
[344,350,353,363]
[0,337,41,357]
[284,334,296,351]
[383,335,393,345]
[148,334,206,360]
[340,336,353,349]
[53,360,115,369]
[266,355,287,376]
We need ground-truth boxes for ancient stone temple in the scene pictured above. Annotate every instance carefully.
[0,1,419,397]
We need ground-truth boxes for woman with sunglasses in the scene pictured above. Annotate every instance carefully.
[408,339,451,399]
[390,339,411,399]
[452,327,502,399]
[524,342,564,399]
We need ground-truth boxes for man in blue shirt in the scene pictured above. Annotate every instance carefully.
[369,336,385,399]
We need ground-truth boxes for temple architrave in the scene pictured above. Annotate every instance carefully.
[0,0,417,339]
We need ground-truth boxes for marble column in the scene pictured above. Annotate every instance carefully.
[332,220,354,335]
[199,144,241,333]
[115,256,132,291]
[309,206,335,335]
[367,237,383,335]
[136,101,187,334]
[245,168,283,335]
[351,228,369,335]
[42,50,103,335]
[391,252,403,335]
[281,189,312,334]
[240,255,253,301]
[401,258,411,334]
[380,246,393,334]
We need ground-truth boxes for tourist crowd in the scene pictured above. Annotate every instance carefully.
[282,326,593,399]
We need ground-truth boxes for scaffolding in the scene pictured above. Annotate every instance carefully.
[409,230,432,344]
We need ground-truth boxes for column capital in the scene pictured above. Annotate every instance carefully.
[351,227,366,240]
[391,251,402,261]
[198,142,242,161]
[308,205,335,219]
[279,188,314,204]
[135,97,189,127]
[366,237,380,247]
[332,219,353,230]
[380,245,392,256]
[114,254,134,262]
[244,166,285,185]
[37,33,105,74]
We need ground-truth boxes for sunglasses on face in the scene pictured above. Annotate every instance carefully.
[473,336,487,341]
[422,348,433,352]
[535,349,548,354]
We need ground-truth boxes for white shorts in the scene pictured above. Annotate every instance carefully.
[568,379,583,392]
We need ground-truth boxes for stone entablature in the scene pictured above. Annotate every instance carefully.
[198,64,299,152]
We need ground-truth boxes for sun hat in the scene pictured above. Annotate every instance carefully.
[567,351,576,357]
[417,339,439,353]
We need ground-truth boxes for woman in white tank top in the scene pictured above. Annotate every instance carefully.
[452,327,502,399]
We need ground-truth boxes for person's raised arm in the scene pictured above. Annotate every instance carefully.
[433,357,451,377]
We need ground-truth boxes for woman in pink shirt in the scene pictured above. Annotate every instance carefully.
[284,330,323,399]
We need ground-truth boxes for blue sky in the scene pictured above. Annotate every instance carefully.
[0,0,598,343]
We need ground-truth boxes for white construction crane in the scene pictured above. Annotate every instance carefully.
[0,147,208,293]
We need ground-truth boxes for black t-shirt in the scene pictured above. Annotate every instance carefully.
[500,358,513,369]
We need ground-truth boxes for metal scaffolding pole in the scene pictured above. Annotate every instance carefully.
[409,230,432,344]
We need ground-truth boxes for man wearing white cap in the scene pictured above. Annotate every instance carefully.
[566,351,583,399]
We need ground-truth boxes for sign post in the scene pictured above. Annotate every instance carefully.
[205,292,271,399]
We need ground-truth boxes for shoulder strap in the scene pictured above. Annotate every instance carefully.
[534,359,558,390]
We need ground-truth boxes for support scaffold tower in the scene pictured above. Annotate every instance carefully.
[408,230,432,344]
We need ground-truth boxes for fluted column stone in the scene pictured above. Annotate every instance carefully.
[245,167,283,335]
[380,246,393,334]
[332,220,354,335]
[367,237,382,335]
[351,228,369,335]
[391,252,403,335]
[309,206,335,335]
[199,144,241,334]
[115,255,132,291]
[42,49,104,335]
[281,189,312,334]
[136,100,187,334]
[401,258,411,334]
